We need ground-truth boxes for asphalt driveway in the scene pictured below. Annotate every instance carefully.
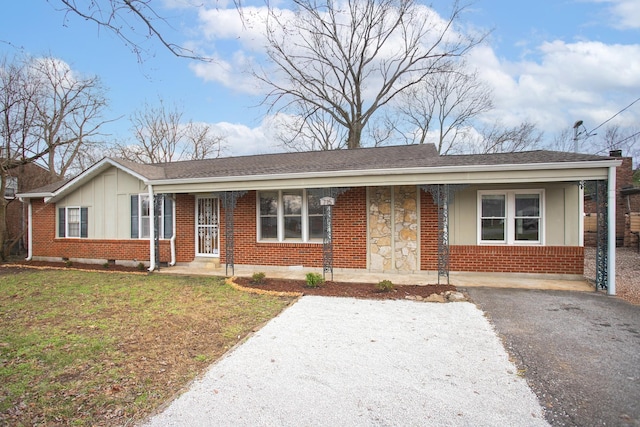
[143,296,547,426]
[466,288,640,427]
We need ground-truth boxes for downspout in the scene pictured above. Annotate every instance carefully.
[578,183,584,247]
[607,166,616,296]
[148,185,156,272]
[25,198,33,261]
[169,194,176,266]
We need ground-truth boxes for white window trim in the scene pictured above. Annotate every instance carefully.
[477,189,545,245]
[137,194,171,240]
[139,194,152,239]
[257,189,323,243]
[66,206,82,238]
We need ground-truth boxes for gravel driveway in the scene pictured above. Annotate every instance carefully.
[143,297,547,426]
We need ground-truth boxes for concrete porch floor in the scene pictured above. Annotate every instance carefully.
[157,263,595,292]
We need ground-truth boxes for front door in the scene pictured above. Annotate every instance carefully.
[196,197,219,256]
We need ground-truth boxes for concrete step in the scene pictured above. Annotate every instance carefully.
[190,258,221,269]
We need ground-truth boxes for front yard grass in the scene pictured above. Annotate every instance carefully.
[0,269,296,426]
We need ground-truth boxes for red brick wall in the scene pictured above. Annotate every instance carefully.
[219,189,367,268]
[29,199,171,264]
[175,194,195,263]
[448,245,584,275]
[419,191,439,269]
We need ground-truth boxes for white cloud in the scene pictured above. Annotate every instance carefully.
[189,1,640,153]
[469,39,640,138]
[210,117,285,156]
[598,0,640,30]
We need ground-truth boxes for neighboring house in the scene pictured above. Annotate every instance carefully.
[4,162,52,254]
[584,152,639,248]
[18,144,621,285]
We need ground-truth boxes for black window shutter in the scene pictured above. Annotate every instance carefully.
[80,207,88,238]
[163,196,173,239]
[131,195,139,238]
[58,207,66,237]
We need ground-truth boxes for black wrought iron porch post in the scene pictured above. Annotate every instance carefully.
[595,180,609,290]
[322,194,334,281]
[221,191,246,276]
[421,184,467,285]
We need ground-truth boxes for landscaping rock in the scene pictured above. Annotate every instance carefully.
[446,291,467,302]
[425,293,446,303]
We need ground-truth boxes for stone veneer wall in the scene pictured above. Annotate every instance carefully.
[369,186,419,271]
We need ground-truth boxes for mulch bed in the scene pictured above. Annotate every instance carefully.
[233,277,456,300]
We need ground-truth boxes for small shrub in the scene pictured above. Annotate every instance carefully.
[64,260,73,267]
[137,262,146,271]
[102,262,110,269]
[375,279,394,293]
[305,272,324,288]
[251,272,266,285]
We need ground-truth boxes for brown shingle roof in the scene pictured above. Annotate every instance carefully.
[18,144,618,197]
[142,145,614,180]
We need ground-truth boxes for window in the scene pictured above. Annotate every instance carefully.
[478,190,543,244]
[58,206,88,238]
[307,193,324,239]
[131,194,174,239]
[259,191,278,240]
[283,191,302,239]
[257,190,324,242]
[4,176,17,199]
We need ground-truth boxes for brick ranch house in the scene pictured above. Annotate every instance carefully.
[18,144,622,291]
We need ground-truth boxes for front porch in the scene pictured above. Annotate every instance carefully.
[158,262,593,292]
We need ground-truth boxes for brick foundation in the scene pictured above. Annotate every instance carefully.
[448,245,584,275]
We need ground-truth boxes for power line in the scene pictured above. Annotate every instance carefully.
[588,96,640,135]
[614,130,640,146]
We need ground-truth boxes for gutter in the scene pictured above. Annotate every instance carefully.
[146,160,624,187]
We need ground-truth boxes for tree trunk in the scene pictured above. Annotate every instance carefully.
[347,125,362,150]
[0,196,7,261]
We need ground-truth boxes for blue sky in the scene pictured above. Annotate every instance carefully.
[1,0,639,158]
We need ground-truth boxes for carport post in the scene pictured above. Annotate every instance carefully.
[607,165,616,296]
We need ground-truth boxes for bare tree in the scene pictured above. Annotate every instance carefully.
[471,121,543,154]
[274,102,347,152]
[0,54,109,258]
[183,122,225,160]
[597,125,639,159]
[28,57,110,180]
[394,61,493,154]
[114,99,226,163]
[50,0,213,62]
[257,0,485,150]
[550,128,575,152]
[124,100,184,163]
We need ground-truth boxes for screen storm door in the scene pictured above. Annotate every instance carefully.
[196,197,220,256]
